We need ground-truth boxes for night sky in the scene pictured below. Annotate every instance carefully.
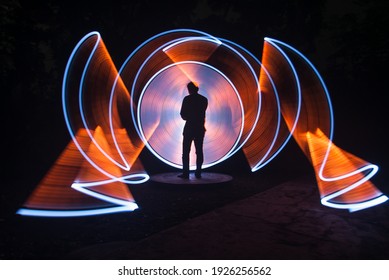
[2,0,389,215]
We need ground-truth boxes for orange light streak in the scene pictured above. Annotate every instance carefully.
[22,128,135,211]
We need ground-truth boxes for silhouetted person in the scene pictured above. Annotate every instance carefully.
[178,82,208,179]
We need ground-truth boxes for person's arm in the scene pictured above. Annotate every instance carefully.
[180,97,188,120]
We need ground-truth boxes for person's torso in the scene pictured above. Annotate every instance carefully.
[183,94,208,133]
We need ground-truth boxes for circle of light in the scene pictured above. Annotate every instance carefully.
[137,61,245,169]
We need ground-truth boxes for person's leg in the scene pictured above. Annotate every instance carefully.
[194,134,204,178]
[180,135,192,178]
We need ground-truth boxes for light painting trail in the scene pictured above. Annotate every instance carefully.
[259,38,387,212]
[18,29,387,217]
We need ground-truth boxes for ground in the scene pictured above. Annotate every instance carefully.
[2,143,389,260]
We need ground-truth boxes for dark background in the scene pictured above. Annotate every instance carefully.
[1,0,389,259]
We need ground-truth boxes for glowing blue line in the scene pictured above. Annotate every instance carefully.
[218,38,263,145]
[107,93,132,172]
[320,164,387,212]
[248,38,303,171]
[74,173,150,186]
[263,38,302,137]
[162,36,222,52]
[16,175,144,218]
[348,196,388,212]
[136,60,244,169]
[322,194,388,212]
[62,31,99,152]
[265,37,333,141]
[122,29,219,66]
[77,34,130,171]
[213,38,262,155]
[220,38,284,172]
[71,183,134,206]
[250,64,283,172]
[17,204,138,217]
[62,31,139,181]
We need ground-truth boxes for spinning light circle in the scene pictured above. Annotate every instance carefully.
[137,61,244,169]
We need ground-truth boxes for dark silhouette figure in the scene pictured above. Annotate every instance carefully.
[178,82,208,179]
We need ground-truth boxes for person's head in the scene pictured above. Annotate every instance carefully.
[187,81,199,95]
